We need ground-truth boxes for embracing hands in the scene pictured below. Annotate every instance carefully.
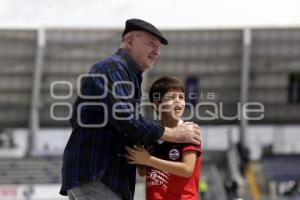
[125,145,151,166]
[172,122,201,145]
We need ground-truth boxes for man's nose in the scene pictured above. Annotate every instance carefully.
[153,47,160,56]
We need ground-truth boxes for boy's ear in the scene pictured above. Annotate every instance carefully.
[154,102,160,110]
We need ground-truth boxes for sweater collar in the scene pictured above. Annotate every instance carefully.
[116,48,143,77]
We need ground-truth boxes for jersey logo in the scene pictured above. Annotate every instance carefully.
[169,148,180,160]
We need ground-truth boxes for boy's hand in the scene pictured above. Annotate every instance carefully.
[125,145,151,166]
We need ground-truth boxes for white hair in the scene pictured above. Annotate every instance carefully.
[120,31,143,48]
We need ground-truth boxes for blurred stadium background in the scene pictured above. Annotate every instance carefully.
[1,1,300,200]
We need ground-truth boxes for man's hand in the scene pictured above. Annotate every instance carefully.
[161,122,201,145]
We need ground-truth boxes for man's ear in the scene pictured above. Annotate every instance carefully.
[126,33,134,49]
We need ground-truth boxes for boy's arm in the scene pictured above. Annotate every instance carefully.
[125,146,198,178]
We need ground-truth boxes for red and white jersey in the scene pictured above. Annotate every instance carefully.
[145,140,201,200]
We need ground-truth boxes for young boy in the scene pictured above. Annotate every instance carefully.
[126,76,202,200]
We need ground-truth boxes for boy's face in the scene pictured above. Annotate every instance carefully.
[157,90,185,120]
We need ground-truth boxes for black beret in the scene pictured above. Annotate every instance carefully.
[122,18,168,45]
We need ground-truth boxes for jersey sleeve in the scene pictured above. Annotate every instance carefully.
[182,143,202,157]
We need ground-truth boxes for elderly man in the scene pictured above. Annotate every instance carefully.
[60,19,201,200]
